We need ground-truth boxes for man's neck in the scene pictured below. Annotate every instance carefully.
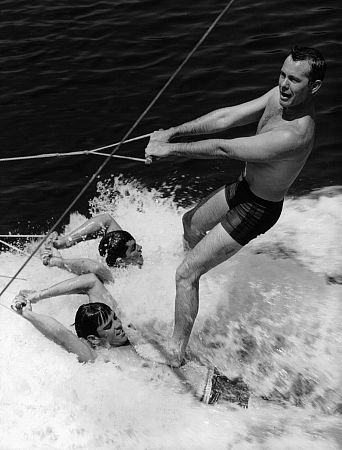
[282,97,315,121]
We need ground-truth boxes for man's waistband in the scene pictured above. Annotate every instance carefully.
[240,178,284,206]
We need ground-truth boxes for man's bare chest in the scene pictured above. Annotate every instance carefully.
[257,105,284,133]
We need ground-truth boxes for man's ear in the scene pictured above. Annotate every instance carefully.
[87,335,101,347]
[310,79,322,95]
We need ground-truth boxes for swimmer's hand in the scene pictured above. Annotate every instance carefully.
[47,231,64,249]
[40,246,53,266]
[39,232,61,265]
[49,231,72,249]
[11,296,32,315]
[16,289,40,304]
[40,241,62,266]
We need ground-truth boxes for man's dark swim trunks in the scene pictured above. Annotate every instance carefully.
[221,178,283,246]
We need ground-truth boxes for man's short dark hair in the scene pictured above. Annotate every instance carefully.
[98,230,134,267]
[74,302,112,339]
[290,46,326,82]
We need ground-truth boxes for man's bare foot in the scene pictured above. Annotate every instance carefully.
[134,341,184,368]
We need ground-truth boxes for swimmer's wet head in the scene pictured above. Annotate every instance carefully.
[98,230,143,268]
[74,302,129,347]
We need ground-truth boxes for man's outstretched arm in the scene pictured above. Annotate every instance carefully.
[54,213,122,249]
[12,301,96,363]
[148,88,275,142]
[47,256,114,284]
[18,273,118,310]
[146,126,303,163]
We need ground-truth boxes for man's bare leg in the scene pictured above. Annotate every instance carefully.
[172,223,243,365]
[182,186,229,249]
[134,224,242,367]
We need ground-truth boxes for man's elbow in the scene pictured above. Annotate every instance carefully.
[95,213,112,229]
[77,272,102,289]
[55,329,96,363]
[93,263,114,284]
[216,140,235,159]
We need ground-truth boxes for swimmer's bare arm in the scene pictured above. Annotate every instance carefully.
[19,273,118,310]
[146,126,304,163]
[54,213,122,249]
[148,88,275,142]
[12,300,96,363]
[47,256,114,284]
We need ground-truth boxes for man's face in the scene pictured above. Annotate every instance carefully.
[123,239,143,267]
[96,310,129,347]
[278,55,312,108]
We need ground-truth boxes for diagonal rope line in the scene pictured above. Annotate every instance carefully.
[0,0,237,299]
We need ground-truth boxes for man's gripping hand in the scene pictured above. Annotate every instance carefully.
[149,128,174,143]
[11,294,32,316]
[48,231,67,249]
[145,128,175,165]
[15,290,40,305]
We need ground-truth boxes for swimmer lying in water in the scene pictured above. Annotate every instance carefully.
[50,213,143,268]
[40,213,143,284]
[11,250,249,407]
[12,273,130,361]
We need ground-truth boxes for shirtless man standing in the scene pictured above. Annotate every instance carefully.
[144,46,326,366]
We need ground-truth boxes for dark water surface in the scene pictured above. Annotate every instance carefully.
[0,0,341,233]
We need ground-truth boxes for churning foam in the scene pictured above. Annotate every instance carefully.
[0,178,341,449]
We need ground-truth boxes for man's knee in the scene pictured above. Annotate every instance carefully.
[182,210,192,232]
[182,210,206,247]
[176,259,201,286]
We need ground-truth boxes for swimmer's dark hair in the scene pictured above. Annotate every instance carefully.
[290,46,326,82]
[74,302,112,339]
[98,230,134,267]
